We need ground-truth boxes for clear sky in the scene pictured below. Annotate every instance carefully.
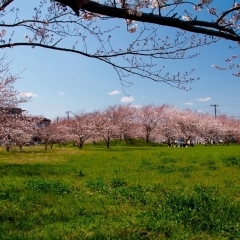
[4,0,240,119]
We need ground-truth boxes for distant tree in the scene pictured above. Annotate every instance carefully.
[94,107,121,148]
[1,114,37,151]
[0,107,38,151]
[175,109,199,145]
[157,106,179,146]
[115,104,136,141]
[0,1,240,88]
[0,55,31,150]
[196,113,224,145]
[68,111,94,148]
[136,104,167,142]
[217,115,240,144]
[35,122,51,150]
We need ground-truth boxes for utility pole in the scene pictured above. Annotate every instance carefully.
[210,104,219,117]
[66,111,71,120]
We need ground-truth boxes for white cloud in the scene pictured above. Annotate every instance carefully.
[197,109,203,113]
[21,92,37,98]
[59,92,65,95]
[120,96,134,103]
[185,102,194,106]
[195,97,211,102]
[109,90,120,95]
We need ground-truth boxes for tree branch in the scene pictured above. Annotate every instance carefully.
[78,1,240,41]
[0,41,196,89]
[216,6,240,24]
[0,0,14,11]
[2,0,240,42]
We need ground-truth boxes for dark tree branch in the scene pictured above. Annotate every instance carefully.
[55,0,240,42]
[0,41,196,90]
[1,0,240,42]
[0,0,14,11]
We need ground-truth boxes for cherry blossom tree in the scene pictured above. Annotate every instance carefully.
[115,104,137,142]
[0,1,240,88]
[157,106,179,146]
[0,55,32,150]
[49,120,69,148]
[218,115,240,144]
[175,109,199,145]
[0,112,37,151]
[94,106,121,148]
[196,113,223,145]
[68,111,95,148]
[34,122,51,150]
[135,104,167,142]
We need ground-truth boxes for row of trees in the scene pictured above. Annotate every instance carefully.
[36,104,240,150]
[1,103,240,151]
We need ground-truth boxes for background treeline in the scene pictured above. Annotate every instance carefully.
[2,104,239,151]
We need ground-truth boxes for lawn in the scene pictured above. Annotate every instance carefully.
[0,144,240,239]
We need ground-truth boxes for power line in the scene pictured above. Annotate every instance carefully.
[218,104,240,107]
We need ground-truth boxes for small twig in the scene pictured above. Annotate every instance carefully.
[216,6,240,24]
[52,38,62,47]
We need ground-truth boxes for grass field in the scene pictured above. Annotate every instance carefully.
[0,143,240,239]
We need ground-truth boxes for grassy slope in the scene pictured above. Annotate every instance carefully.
[0,144,240,239]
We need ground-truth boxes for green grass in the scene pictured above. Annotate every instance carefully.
[0,144,240,239]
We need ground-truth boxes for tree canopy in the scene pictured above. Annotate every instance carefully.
[0,0,239,88]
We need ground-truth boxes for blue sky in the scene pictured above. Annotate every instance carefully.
[4,0,240,119]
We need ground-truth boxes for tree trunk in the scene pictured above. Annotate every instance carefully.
[45,139,48,150]
[146,134,150,143]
